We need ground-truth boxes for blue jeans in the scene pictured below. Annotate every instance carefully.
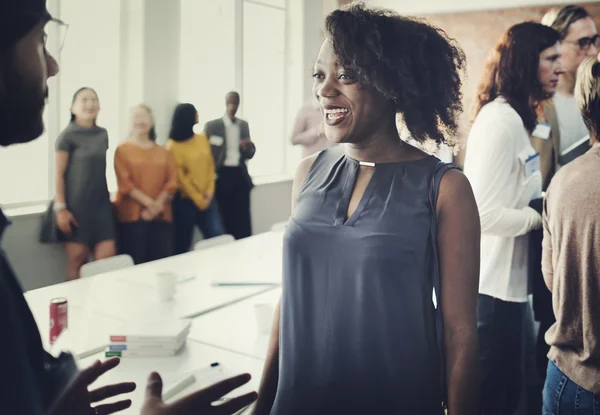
[543,361,600,415]
[172,193,224,254]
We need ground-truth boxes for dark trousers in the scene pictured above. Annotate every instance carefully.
[215,166,252,240]
[529,198,556,381]
[537,314,556,379]
[534,275,556,384]
[477,294,527,415]
[172,193,224,255]
[524,303,544,415]
[117,221,172,265]
[543,361,600,414]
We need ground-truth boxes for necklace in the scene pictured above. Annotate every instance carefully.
[358,161,375,167]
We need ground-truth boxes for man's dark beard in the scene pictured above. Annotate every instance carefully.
[0,58,47,147]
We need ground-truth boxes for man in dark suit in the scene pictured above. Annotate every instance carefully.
[204,91,256,239]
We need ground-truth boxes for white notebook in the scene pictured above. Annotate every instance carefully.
[109,319,191,343]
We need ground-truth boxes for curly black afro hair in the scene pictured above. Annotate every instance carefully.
[325,2,466,147]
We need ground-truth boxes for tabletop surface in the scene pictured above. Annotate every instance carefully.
[188,288,282,360]
[25,231,284,323]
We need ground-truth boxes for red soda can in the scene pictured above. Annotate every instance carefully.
[49,297,68,345]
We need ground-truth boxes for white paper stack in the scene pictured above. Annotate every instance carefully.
[105,319,191,358]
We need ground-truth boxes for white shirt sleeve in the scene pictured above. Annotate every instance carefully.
[465,120,542,237]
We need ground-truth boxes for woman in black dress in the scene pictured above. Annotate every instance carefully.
[54,87,116,279]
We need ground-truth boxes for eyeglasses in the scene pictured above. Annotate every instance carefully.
[563,34,600,51]
[44,18,69,54]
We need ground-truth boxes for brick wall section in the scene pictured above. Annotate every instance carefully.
[423,3,600,166]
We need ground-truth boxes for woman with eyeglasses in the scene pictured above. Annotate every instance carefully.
[536,5,599,188]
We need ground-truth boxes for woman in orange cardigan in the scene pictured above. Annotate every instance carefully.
[114,105,178,264]
[167,103,224,254]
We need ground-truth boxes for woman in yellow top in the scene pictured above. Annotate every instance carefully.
[166,103,224,254]
[114,105,178,264]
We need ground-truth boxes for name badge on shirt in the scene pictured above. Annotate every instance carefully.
[524,152,541,178]
[209,135,224,146]
[532,123,551,140]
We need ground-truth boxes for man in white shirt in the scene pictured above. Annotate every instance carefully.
[204,92,256,239]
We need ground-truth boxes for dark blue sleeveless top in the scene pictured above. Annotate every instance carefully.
[272,148,449,414]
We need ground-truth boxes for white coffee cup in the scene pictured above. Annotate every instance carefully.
[254,303,274,335]
[156,272,178,302]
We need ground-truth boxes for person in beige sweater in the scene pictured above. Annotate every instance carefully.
[542,54,600,413]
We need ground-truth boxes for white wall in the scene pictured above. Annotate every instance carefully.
[118,0,182,144]
[119,0,145,139]
[368,0,599,14]
[143,0,181,144]
[178,0,236,128]
[4,180,292,292]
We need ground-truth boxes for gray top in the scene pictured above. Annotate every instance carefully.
[56,122,114,245]
[272,148,446,414]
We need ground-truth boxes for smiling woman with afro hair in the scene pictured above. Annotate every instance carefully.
[323,2,466,148]
[253,2,482,415]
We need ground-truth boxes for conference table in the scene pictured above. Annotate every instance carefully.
[24,230,285,414]
[25,231,284,350]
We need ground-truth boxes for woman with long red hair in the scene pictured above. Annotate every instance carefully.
[464,22,565,414]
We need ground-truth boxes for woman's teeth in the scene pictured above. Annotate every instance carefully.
[325,108,349,120]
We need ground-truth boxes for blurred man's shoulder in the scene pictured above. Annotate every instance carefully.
[204,118,223,131]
